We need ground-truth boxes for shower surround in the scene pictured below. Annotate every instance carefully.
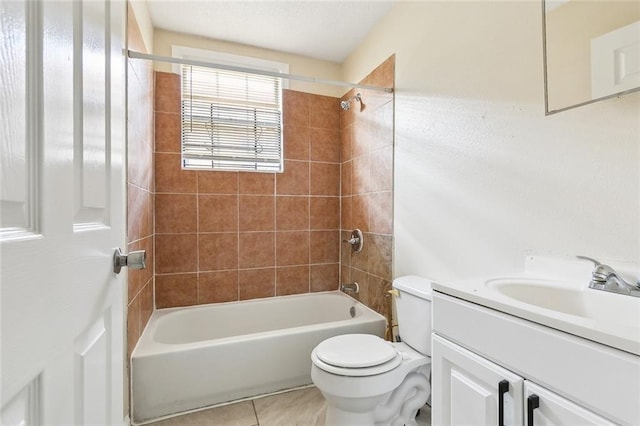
[126,4,154,358]
[151,55,394,325]
[340,56,395,328]
[153,77,341,307]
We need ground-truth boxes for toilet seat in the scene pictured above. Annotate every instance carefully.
[311,334,403,377]
[316,334,397,367]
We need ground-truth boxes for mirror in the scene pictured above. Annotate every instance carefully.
[543,0,640,114]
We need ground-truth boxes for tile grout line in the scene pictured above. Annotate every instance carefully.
[273,171,278,298]
[195,170,200,304]
[252,399,260,426]
[237,172,241,301]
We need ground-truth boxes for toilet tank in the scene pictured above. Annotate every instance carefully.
[393,276,433,356]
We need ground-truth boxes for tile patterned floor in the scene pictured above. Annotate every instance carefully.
[147,386,432,426]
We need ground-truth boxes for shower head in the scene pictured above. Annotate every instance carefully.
[340,93,363,111]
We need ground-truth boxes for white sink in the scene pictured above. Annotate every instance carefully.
[433,276,640,355]
[485,277,640,327]
[486,278,588,316]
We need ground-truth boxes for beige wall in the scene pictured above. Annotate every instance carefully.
[546,0,640,110]
[154,29,344,97]
[129,0,154,53]
[343,1,639,281]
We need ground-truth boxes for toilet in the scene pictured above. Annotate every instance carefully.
[311,275,433,426]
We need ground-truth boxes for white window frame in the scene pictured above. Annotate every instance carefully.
[172,46,289,173]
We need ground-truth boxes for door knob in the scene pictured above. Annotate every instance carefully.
[113,248,146,274]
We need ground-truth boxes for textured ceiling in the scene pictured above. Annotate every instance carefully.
[146,1,394,63]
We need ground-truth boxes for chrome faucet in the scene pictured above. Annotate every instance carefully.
[343,229,364,253]
[341,282,360,294]
[577,256,640,298]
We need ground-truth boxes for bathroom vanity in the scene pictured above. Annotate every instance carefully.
[430,260,640,425]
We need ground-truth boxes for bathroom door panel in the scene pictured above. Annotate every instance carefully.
[0,1,126,425]
[432,334,524,426]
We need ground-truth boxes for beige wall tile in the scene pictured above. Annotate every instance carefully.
[310,95,340,130]
[127,237,153,303]
[155,194,197,233]
[309,197,339,230]
[239,195,275,231]
[198,171,239,194]
[276,265,310,295]
[155,112,180,153]
[276,196,309,230]
[276,160,309,195]
[284,125,310,161]
[340,160,352,197]
[199,271,238,304]
[239,232,275,268]
[369,191,393,235]
[310,162,340,196]
[310,230,339,264]
[198,195,239,232]
[127,295,141,359]
[369,146,393,192]
[351,194,370,233]
[155,153,197,194]
[155,94,180,114]
[155,273,198,308]
[283,90,310,127]
[338,56,395,329]
[155,71,180,95]
[310,264,340,292]
[276,231,310,266]
[198,233,239,271]
[238,172,275,195]
[352,154,370,195]
[127,8,155,358]
[340,197,351,233]
[140,280,154,329]
[310,128,340,163]
[155,234,198,274]
[340,125,353,163]
[239,268,276,300]
[151,83,355,309]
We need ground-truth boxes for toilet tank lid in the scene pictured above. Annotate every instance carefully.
[392,275,433,300]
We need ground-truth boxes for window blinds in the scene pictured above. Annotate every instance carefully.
[181,64,283,172]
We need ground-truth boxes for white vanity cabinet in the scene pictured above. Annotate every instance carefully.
[431,292,640,426]
[523,381,615,426]
[433,334,614,425]
[432,334,523,425]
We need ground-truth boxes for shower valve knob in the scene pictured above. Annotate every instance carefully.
[343,229,364,253]
[113,248,146,274]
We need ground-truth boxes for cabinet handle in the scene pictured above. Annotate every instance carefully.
[498,380,509,426]
[527,394,540,426]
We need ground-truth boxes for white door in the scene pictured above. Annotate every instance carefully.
[432,334,524,426]
[524,381,616,426]
[1,0,126,424]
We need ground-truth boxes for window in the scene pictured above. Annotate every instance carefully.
[177,48,285,172]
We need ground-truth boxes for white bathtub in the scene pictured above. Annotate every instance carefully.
[130,290,386,424]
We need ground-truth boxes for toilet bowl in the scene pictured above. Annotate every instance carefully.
[311,276,434,426]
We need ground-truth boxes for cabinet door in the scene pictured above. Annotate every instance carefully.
[524,381,616,426]
[433,334,524,426]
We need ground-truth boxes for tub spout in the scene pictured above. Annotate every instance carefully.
[341,282,359,294]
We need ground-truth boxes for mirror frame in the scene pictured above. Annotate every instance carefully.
[542,0,640,115]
